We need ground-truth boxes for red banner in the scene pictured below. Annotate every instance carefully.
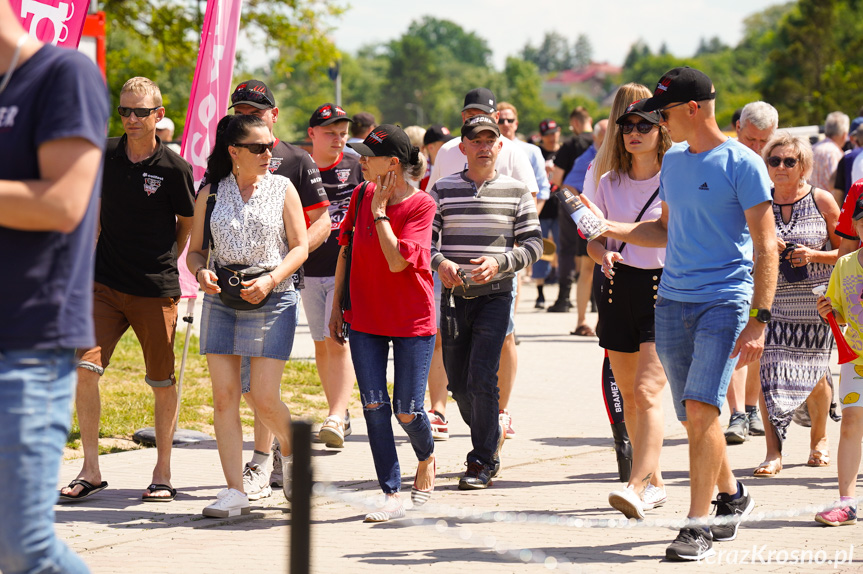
[9,0,90,49]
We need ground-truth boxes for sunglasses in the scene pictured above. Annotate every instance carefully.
[497,118,516,125]
[233,141,275,154]
[658,101,700,121]
[620,122,656,135]
[767,156,798,169]
[117,106,161,118]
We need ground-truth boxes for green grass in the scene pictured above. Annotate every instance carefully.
[67,330,363,455]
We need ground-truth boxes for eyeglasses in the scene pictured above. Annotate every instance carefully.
[497,118,516,125]
[620,122,657,135]
[232,141,275,154]
[117,106,162,118]
[767,156,798,169]
[658,101,700,121]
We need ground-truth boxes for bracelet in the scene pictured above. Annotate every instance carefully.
[194,266,206,280]
[374,216,391,223]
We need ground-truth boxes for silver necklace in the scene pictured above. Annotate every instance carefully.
[0,34,28,97]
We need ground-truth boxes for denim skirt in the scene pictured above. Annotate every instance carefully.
[199,289,298,360]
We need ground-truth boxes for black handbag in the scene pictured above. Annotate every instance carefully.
[341,181,369,313]
[215,264,271,310]
[779,243,809,283]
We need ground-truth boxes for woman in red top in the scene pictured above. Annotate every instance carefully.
[329,124,436,522]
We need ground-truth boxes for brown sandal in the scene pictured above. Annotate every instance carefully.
[753,459,782,477]
[807,449,830,467]
[571,324,596,337]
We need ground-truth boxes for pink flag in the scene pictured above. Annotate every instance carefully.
[10,0,90,48]
[178,0,244,298]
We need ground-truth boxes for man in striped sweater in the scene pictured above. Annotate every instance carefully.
[429,114,543,489]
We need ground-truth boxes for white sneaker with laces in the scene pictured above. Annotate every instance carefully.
[203,488,250,518]
[608,485,645,519]
[643,484,667,509]
[242,462,272,501]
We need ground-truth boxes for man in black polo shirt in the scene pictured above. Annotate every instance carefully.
[61,77,195,503]
[221,80,331,498]
[304,103,363,449]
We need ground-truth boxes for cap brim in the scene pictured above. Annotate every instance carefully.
[229,100,273,110]
[462,104,495,113]
[462,127,500,139]
[640,96,668,113]
[316,117,353,127]
[617,111,662,125]
[541,128,561,134]
[346,142,378,156]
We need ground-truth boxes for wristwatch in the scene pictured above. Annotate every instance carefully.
[749,308,772,324]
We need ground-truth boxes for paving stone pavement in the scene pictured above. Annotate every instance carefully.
[55,291,859,573]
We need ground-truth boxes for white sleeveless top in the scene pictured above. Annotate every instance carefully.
[210,172,294,292]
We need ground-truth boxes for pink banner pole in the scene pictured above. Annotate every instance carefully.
[9,0,90,48]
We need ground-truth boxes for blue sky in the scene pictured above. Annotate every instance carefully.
[330,0,784,68]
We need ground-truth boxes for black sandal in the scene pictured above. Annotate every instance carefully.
[142,483,177,502]
[58,478,108,501]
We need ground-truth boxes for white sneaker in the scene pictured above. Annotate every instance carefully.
[364,495,405,523]
[242,462,272,501]
[203,488,250,517]
[609,485,645,519]
[643,484,668,510]
[318,415,346,448]
[282,454,293,501]
[270,446,283,488]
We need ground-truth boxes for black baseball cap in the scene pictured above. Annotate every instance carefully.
[642,67,716,112]
[539,119,560,135]
[461,115,500,139]
[309,103,352,127]
[229,80,275,110]
[347,124,415,164]
[616,99,662,125]
[462,88,496,113]
[853,197,863,221]
[423,124,454,146]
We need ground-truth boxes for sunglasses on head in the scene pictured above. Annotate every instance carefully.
[497,118,516,125]
[620,122,656,135]
[117,106,161,118]
[767,156,798,169]
[233,141,275,154]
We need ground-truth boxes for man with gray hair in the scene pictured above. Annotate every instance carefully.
[811,111,849,191]
[736,101,778,156]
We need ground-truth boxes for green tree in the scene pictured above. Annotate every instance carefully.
[500,57,554,134]
[520,31,574,74]
[573,34,594,68]
[405,16,492,67]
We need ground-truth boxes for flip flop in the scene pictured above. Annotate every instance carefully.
[142,483,177,502]
[571,324,596,337]
[753,459,782,477]
[58,479,108,501]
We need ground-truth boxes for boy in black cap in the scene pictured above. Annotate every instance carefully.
[599,66,778,560]
[420,125,454,191]
[429,115,542,490]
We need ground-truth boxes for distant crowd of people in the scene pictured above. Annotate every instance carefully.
[8,2,863,568]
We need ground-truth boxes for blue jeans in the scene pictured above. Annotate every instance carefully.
[0,349,90,574]
[441,292,512,466]
[654,296,748,421]
[349,329,435,494]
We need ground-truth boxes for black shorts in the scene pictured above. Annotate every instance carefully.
[596,265,662,353]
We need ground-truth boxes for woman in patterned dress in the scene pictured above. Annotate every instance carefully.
[187,114,309,515]
[754,133,840,477]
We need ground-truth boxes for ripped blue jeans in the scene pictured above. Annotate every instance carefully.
[349,329,435,494]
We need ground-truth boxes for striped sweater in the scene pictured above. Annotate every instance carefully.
[430,171,542,296]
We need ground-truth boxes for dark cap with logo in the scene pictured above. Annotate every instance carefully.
[616,99,663,125]
[309,103,352,127]
[461,114,501,139]
[347,124,418,165]
[539,119,560,135]
[423,125,455,146]
[462,88,496,114]
[642,67,716,112]
[229,80,276,110]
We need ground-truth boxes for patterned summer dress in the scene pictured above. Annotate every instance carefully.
[760,188,836,441]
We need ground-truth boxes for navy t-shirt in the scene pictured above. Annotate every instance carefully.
[0,44,109,350]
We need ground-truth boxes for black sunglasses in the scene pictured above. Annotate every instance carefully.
[233,141,275,154]
[117,106,162,118]
[620,122,657,135]
[497,118,516,125]
[767,156,798,168]
[658,101,700,121]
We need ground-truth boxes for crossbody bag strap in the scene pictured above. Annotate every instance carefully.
[616,186,659,254]
[202,189,218,251]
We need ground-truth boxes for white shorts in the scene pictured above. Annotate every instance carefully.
[301,275,336,341]
[838,362,863,410]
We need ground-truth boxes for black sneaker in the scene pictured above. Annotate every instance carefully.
[458,461,493,490]
[546,300,572,313]
[710,482,754,541]
[666,527,715,561]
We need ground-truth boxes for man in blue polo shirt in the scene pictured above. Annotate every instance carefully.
[600,67,777,561]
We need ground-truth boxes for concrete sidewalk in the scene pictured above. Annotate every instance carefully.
[56,292,857,573]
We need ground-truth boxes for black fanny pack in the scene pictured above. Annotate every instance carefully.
[215,263,272,310]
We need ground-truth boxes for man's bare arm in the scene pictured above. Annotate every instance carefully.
[601,200,669,248]
[306,205,331,252]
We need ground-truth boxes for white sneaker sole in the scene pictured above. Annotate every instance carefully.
[318,426,345,448]
[203,505,251,518]
[609,491,645,520]
[246,485,272,501]
[431,428,449,440]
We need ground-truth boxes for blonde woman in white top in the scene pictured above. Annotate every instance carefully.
[187,114,308,517]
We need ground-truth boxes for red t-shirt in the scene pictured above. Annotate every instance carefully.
[836,178,863,240]
[338,182,436,337]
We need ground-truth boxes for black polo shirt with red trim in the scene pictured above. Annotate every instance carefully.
[96,135,195,297]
